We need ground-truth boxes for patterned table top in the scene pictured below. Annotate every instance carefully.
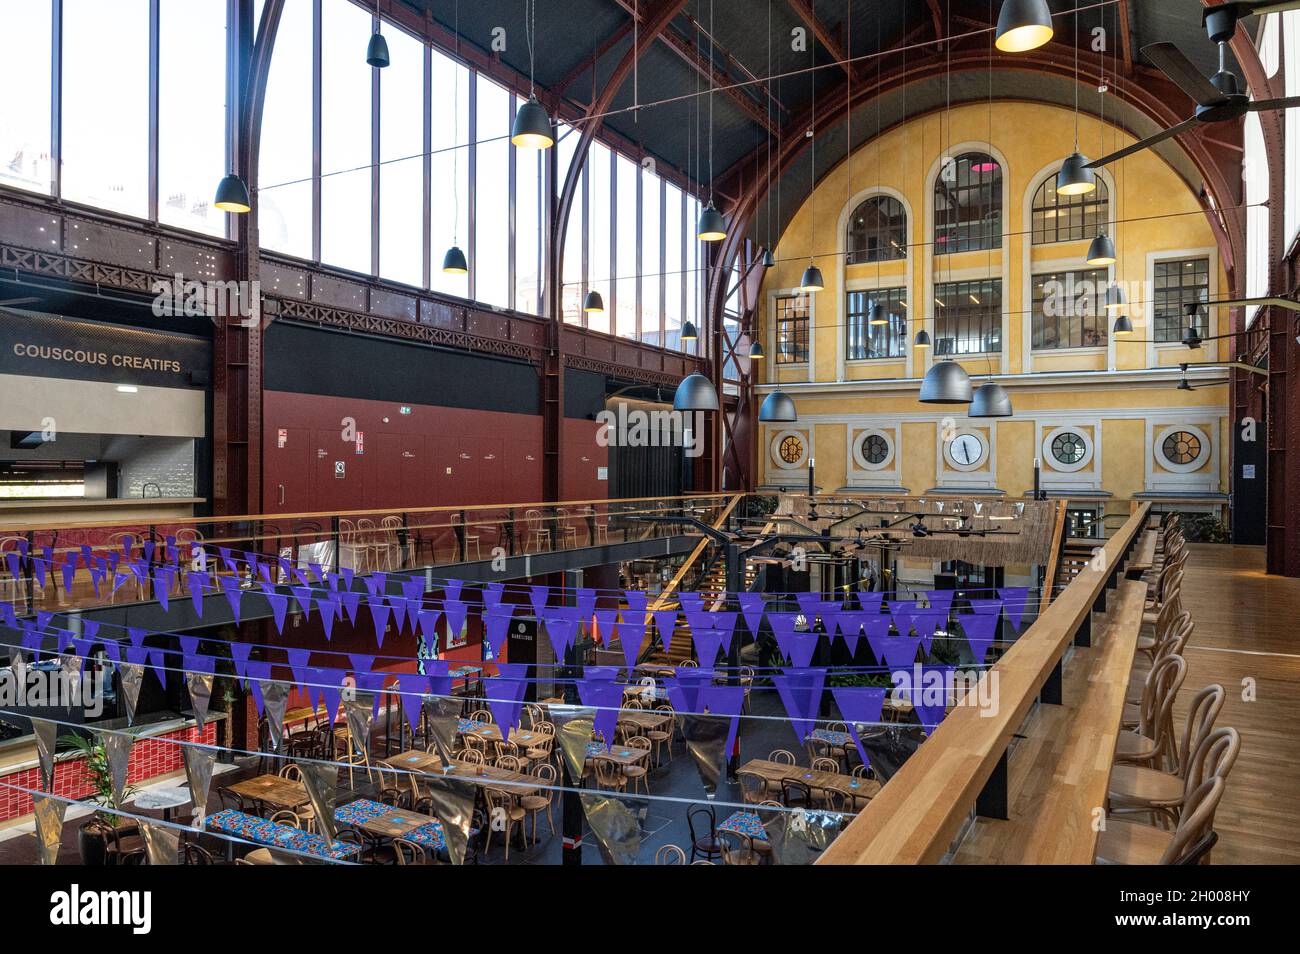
[206,808,360,860]
[810,728,852,746]
[457,718,550,746]
[718,810,768,842]
[335,799,447,851]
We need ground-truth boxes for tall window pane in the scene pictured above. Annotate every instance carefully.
[663,183,683,347]
[1031,268,1107,349]
[474,75,509,307]
[0,0,53,195]
[846,195,907,264]
[62,0,150,216]
[559,123,583,324]
[641,172,662,346]
[158,0,228,237]
[775,293,810,363]
[320,0,373,273]
[686,195,701,351]
[379,27,424,286]
[1153,258,1210,341]
[934,153,1002,254]
[846,287,907,359]
[586,143,611,334]
[615,154,638,338]
[934,278,1002,354]
[258,0,313,258]
[429,50,468,297]
[514,96,542,314]
[1031,176,1108,244]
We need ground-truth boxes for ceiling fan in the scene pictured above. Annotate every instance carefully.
[1088,2,1300,169]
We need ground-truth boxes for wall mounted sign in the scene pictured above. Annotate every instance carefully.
[277,429,287,448]
[0,310,209,389]
[355,431,365,454]
[334,461,345,478]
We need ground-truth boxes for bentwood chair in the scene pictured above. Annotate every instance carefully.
[655,844,687,865]
[482,789,527,862]
[717,829,762,866]
[554,508,579,549]
[686,804,721,864]
[524,510,552,553]
[1111,721,1238,830]
[647,706,675,766]
[1095,776,1225,865]
[592,756,627,792]
[622,736,653,794]
[520,763,556,844]
[1116,654,1186,771]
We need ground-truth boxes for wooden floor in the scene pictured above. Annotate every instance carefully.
[954,543,1300,865]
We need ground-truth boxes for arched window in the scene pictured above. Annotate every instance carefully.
[1031,175,1110,244]
[934,152,1002,254]
[846,195,907,264]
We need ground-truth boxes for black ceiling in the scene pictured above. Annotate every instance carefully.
[393,0,1256,207]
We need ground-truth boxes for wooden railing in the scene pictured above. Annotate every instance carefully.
[818,502,1152,865]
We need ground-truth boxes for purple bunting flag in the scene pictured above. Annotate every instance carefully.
[187,571,207,617]
[772,668,827,742]
[576,672,625,748]
[998,588,1030,631]
[831,686,887,768]
[768,612,818,668]
[528,584,550,620]
[366,595,391,647]
[262,583,290,634]
[665,668,713,714]
[737,592,765,637]
[442,599,468,641]
[484,663,529,743]
[698,684,746,756]
[960,612,1000,664]
[221,577,242,625]
[339,590,362,625]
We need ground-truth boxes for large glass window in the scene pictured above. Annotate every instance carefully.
[158,0,228,237]
[429,49,468,297]
[615,154,639,338]
[1152,258,1210,342]
[934,278,1002,354]
[641,172,662,346]
[846,287,907,359]
[686,195,702,349]
[774,293,810,363]
[473,76,509,307]
[514,96,542,314]
[846,195,907,264]
[0,1,53,195]
[663,183,683,347]
[62,0,151,216]
[379,27,425,287]
[1031,268,1108,349]
[1031,176,1109,245]
[320,0,373,274]
[934,153,1002,254]
[586,143,612,334]
[258,0,313,258]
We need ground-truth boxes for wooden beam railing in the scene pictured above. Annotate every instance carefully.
[818,502,1152,865]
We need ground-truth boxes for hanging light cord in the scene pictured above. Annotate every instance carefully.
[527,0,537,96]
[1073,9,1081,149]
[452,0,460,246]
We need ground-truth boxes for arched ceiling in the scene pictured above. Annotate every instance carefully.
[391,0,1257,187]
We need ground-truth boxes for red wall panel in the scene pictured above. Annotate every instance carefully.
[263,391,543,513]
[561,419,609,502]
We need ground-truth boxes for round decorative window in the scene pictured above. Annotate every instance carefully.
[852,429,895,471]
[1161,430,1201,466]
[1154,424,1210,475]
[1042,426,1094,474]
[770,429,809,470]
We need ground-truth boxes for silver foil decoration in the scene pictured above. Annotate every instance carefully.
[96,729,133,807]
[549,705,596,782]
[758,806,845,865]
[31,792,68,865]
[185,671,214,735]
[423,695,461,767]
[343,697,374,764]
[32,717,57,791]
[183,745,217,826]
[10,648,26,688]
[60,655,83,706]
[421,772,477,865]
[680,713,730,797]
[298,762,338,844]
[119,663,145,725]
[580,791,648,865]
[856,725,925,783]
[261,680,291,754]
[139,819,180,865]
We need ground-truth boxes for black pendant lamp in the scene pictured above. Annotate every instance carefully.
[697,202,727,242]
[214,174,251,213]
[442,245,468,274]
[366,31,390,68]
[681,320,698,342]
[995,0,1054,53]
[759,390,797,422]
[749,340,765,361]
[762,249,776,268]
[583,290,604,313]
[919,360,973,404]
[1057,152,1096,196]
[1182,302,1203,348]
[1086,232,1116,266]
[799,260,825,293]
[1112,314,1134,336]
[914,327,932,349]
[969,380,1014,417]
[1105,282,1127,311]
[512,95,554,149]
[867,300,887,326]
[673,372,720,411]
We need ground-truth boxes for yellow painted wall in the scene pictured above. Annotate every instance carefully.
[753,103,1231,518]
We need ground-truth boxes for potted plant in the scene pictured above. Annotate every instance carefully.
[59,733,138,866]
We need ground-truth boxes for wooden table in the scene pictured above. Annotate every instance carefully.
[458,719,553,749]
[1126,529,1157,578]
[335,798,449,851]
[737,759,880,801]
[616,709,673,732]
[586,742,651,767]
[226,774,311,812]
[382,750,541,796]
